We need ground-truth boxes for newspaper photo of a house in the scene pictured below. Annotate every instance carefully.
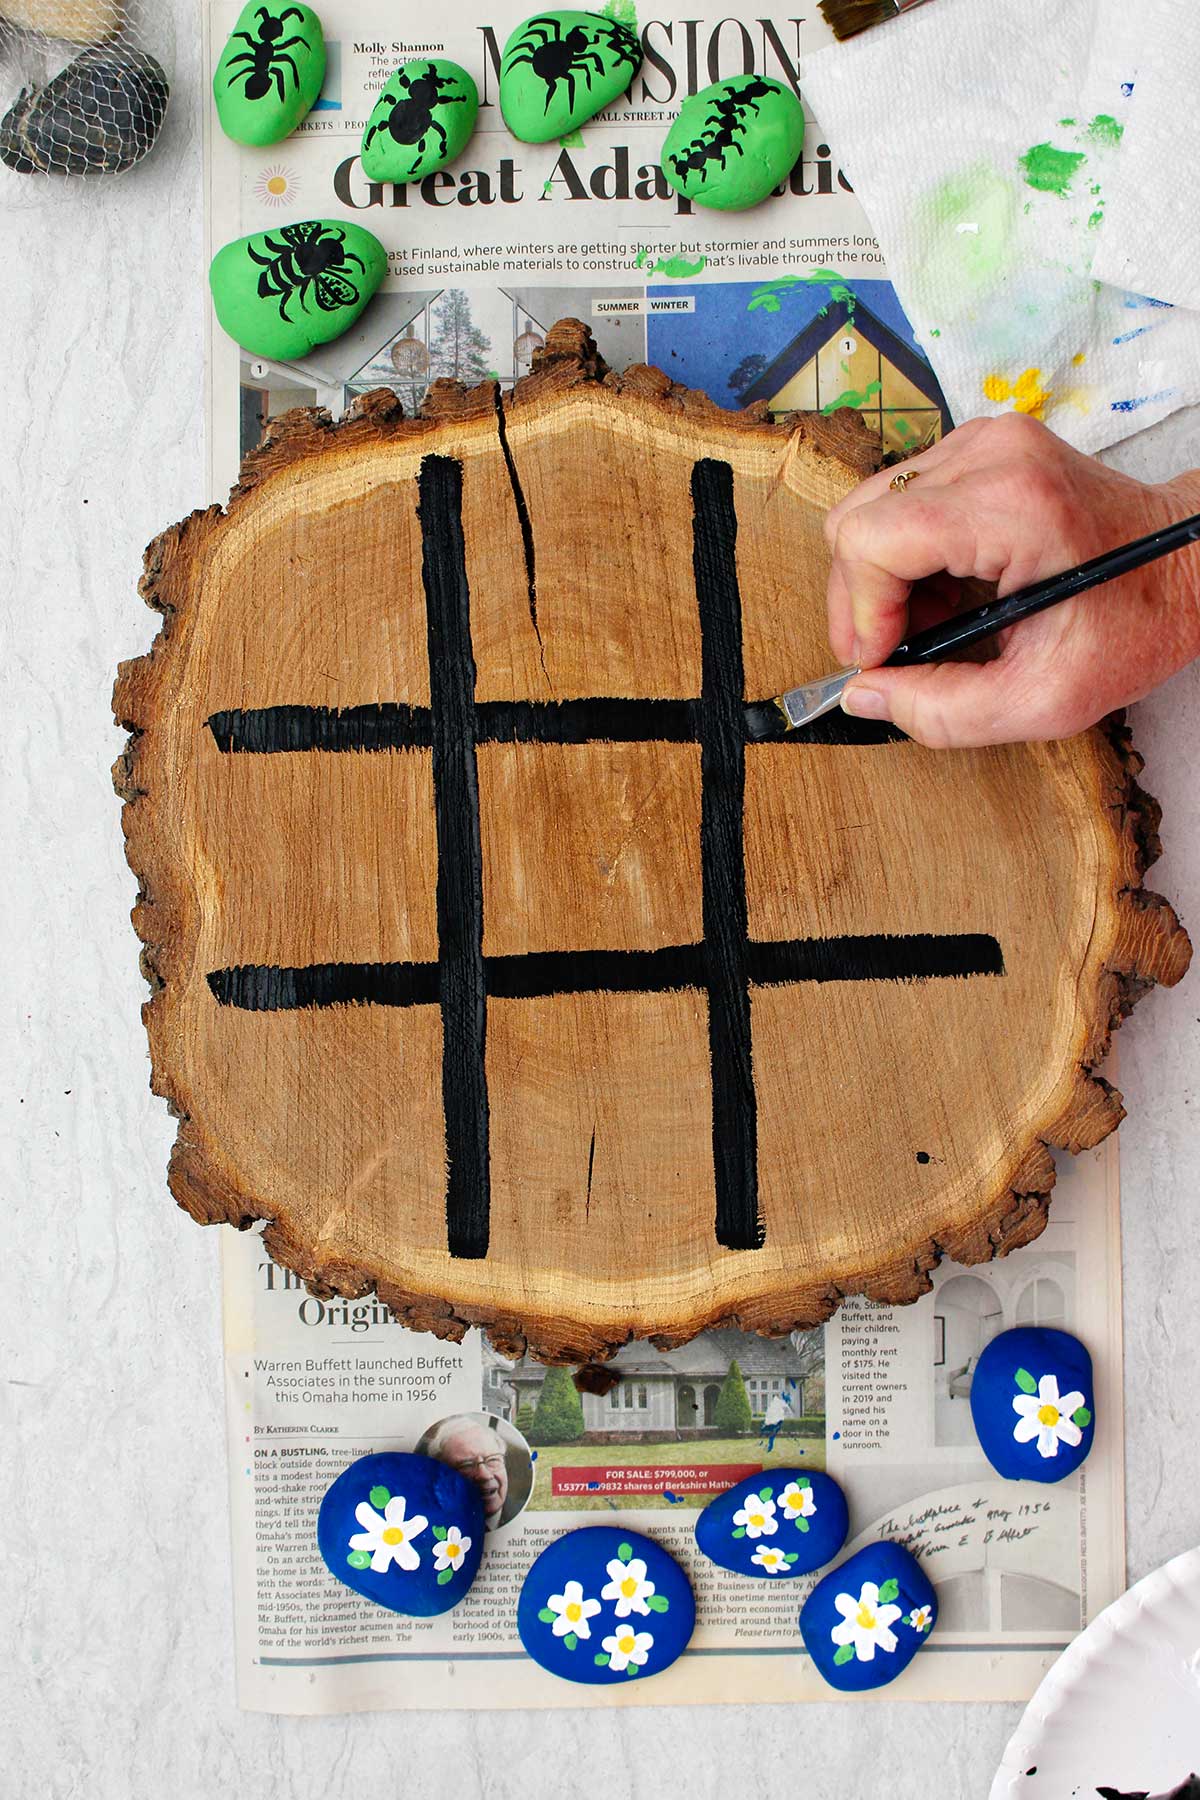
[483,1328,826,1512]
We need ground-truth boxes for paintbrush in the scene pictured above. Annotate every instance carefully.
[743,510,1200,740]
[817,0,937,43]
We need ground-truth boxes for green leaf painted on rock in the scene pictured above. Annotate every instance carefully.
[758,1486,774,1502]
[1015,1368,1038,1395]
[1073,1406,1092,1427]
[564,1633,578,1652]
[369,1485,391,1508]
[346,1550,371,1570]
[537,1607,556,1624]
[618,1542,634,1563]
[785,1553,798,1564]
[878,1578,900,1604]
[732,1527,746,1539]
[646,1594,669,1613]
[833,1644,855,1666]
[796,1518,809,1533]
[624,1663,638,1677]
[594,1653,610,1666]
[432,1524,447,1539]
[437,1568,453,1585]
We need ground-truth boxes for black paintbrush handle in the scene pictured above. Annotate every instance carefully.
[884,511,1200,667]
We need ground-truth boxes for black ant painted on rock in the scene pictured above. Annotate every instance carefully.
[224,6,313,103]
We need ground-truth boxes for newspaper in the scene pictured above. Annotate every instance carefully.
[204,0,1125,1711]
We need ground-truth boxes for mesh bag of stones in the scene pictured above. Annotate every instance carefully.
[0,0,169,176]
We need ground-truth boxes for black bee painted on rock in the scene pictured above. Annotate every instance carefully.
[504,14,639,116]
[224,6,312,102]
[669,77,777,187]
[362,63,469,171]
[248,223,366,321]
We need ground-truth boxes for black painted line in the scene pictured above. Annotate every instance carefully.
[692,458,762,1253]
[205,701,901,754]
[206,933,1004,1013]
[419,455,491,1261]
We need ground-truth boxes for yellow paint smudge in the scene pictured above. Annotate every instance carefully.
[982,367,1053,419]
[1072,352,1086,366]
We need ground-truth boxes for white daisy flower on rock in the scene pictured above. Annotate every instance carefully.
[908,1604,933,1633]
[602,1624,654,1673]
[830,1581,903,1663]
[433,1525,472,1574]
[545,1579,602,1640]
[348,1494,429,1574]
[601,1556,656,1617]
[780,1480,817,1524]
[1012,1372,1087,1459]
[732,1491,778,1539]
[751,1544,789,1575]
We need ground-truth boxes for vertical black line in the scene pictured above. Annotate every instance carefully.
[692,458,762,1251]
[418,455,490,1259]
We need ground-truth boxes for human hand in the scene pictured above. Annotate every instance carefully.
[825,413,1200,747]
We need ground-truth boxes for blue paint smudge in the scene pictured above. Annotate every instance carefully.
[832,1431,841,1441]
[1123,294,1174,310]
[586,1480,601,1489]
[662,1490,684,1504]
[1111,389,1177,413]
[1121,80,1134,96]
[530,1451,538,1462]
[1112,325,1154,345]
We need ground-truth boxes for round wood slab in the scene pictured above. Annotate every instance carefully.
[113,320,1191,1364]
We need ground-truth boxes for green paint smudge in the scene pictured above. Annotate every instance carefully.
[821,377,882,414]
[1087,112,1123,147]
[1019,141,1086,197]
[635,247,708,279]
[747,267,856,316]
[601,0,638,26]
[910,164,1017,321]
[1088,209,1104,229]
[559,127,584,147]
[1058,117,1076,127]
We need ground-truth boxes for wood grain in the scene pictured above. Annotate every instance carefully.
[113,320,1191,1363]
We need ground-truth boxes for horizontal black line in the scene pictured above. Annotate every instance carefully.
[205,702,904,753]
[207,934,1003,1011]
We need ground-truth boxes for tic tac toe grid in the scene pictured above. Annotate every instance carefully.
[206,455,1002,1259]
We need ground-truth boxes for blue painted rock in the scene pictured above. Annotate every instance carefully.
[317,1451,484,1616]
[361,59,479,182]
[500,10,641,144]
[695,1469,848,1578]
[517,1526,694,1684]
[213,0,326,146]
[800,1542,936,1692]
[209,219,388,361]
[661,75,804,211]
[970,1326,1095,1482]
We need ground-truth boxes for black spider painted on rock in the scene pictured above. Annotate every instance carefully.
[247,223,366,321]
[363,62,468,170]
[669,78,777,185]
[505,13,639,116]
[224,5,312,102]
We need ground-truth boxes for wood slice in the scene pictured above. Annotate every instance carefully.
[113,320,1191,1364]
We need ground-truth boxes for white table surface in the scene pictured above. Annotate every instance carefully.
[3,12,1199,1792]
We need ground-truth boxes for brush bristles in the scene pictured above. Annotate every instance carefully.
[818,0,901,40]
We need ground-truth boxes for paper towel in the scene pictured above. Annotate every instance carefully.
[1091,0,1200,313]
[801,0,1200,453]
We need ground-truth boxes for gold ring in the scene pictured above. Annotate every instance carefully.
[890,469,921,492]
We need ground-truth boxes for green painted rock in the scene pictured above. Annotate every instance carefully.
[209,220,387,361]
[661,75,804,211]
[213,0,326,146]
[500,10,641,144]
[361,59,479,182]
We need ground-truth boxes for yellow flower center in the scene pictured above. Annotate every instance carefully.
[620,1577,637,1598]
[856,1603,876,1630]
[618,1631,635,1652]
[383,1527,405,1545]
[763,1552,780,1564]
[446,1542,461,1559]
[266,174,287,195]
[749,1512,764,1527]
[785,1495,801,1511]
[566,1602,582,1622]
[1038,1403,1060,1427]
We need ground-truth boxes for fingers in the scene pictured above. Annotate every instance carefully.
[840,656,1076,749]
[826,489,985,666]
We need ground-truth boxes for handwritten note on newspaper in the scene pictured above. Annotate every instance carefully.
[206,0,1125,1710]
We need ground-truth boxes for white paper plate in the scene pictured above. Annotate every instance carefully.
[991,1547,1200,1799]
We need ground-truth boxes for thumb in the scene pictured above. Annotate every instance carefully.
[841,658,1057,749]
